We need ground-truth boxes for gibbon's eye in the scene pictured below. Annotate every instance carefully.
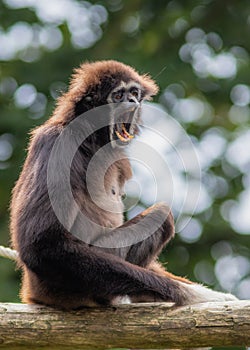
[130,88,139,99]
[112,90,123,102]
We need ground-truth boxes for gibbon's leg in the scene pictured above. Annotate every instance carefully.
[147,252,238,304]
[20,231,195,308]
[90,202,238,304]
[83,202,192,304]
[20,204,237,308]
[91,202,175,267]
[92,202,192,285]
[124,204,174,267]
[90,203,237,304]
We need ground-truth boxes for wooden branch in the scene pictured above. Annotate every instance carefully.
[0,301,249,349]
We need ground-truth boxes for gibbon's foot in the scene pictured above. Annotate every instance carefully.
[112,295,131,305]
[111,284,238,306]
[185,283,238,304]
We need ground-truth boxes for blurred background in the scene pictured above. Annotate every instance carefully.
[0,0,249,328]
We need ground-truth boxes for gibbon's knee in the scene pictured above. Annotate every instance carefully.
[141,202,175,241]
[123,203,175,267]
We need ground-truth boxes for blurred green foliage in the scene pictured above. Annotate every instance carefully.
[0,1,249,341]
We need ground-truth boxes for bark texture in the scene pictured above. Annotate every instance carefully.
[0,301,249,349]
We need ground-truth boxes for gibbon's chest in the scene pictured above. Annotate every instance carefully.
[90,164,126,229]
[80,158,131,231]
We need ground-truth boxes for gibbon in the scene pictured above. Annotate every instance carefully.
[10,60,237,309]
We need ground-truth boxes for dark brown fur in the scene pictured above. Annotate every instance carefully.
[10,61,203,309]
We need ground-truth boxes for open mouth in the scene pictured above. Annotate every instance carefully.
[110,104,141,146]
[115,123,134,143]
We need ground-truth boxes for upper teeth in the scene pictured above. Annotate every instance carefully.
[115,124,134,142]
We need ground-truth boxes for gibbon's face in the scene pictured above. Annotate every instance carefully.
[72,61,158,147]
[107,81,143,147]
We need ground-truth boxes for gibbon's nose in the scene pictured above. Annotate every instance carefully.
[125,93,139,105]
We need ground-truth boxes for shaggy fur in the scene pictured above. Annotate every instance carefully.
[10,60,237,309]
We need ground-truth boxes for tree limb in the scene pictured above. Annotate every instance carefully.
[0,301,249,349]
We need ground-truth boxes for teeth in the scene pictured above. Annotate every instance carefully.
[122,124,134,139]
[115,124,134,142]
[115,130,130,142]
